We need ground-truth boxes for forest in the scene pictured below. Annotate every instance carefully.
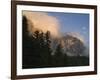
[22,16,89,69]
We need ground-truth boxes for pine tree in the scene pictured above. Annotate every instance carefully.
[45,31,52,66]
[22,16,39,68]
[53,44,65,66]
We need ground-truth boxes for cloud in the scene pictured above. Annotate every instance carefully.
[22,11,60,38]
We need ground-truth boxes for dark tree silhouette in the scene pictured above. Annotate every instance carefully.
[22,16,53,68]
[45,31,52,66]
[22,16,38,68]
[53,44,65,66]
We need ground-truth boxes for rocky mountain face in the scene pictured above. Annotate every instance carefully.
[51,34,87,56]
